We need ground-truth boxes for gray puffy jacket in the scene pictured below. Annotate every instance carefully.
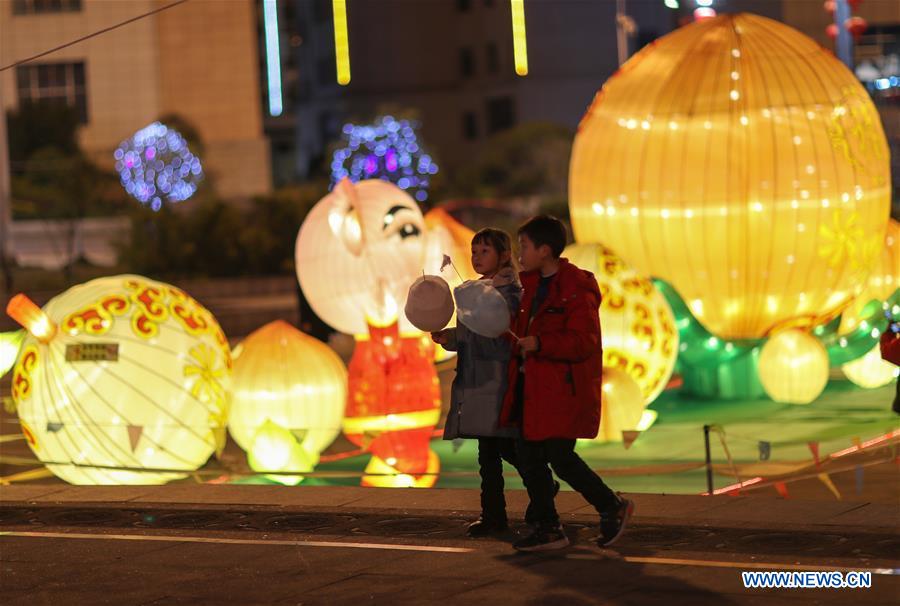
[442,267,523,439]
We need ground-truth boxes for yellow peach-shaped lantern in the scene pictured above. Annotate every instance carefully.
[228,320,347,478]
[840,219,899,334]
[841,344,900,389]
[595,368,645,443]
[758,329,829,404]
[6,275,231,484]
[295,179,427,336]
[246,419,320,486]
[564,243,678,404]
[569,14,891,341]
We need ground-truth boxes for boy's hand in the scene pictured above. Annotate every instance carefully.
[431,330,450,345]
[518,336,540,354]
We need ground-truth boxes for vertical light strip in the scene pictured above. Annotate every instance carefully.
[510,0,528,76]
[263,0,283,116]
[333,0,351,85]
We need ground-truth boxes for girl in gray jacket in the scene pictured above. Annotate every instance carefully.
[432,228,526,537]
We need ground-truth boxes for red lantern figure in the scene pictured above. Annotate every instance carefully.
[826,23,839,39]
[344,319,441,487]
[823,0,836,14]
[844,16,868,39]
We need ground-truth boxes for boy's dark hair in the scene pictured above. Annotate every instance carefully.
[517,215,567,258]
[472,228,517,270]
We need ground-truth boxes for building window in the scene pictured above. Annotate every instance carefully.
[486,96,515,134]
[486,43,499,74]
[460,47,475,78]
[457,0,471,12]
[13,0,82,14]
[16,62,88,123]
[462,112,479,141]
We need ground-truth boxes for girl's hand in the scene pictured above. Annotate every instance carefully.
[431,330,450,345]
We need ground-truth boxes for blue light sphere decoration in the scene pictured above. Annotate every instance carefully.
[114,122,203,211]
[330,115,439,202]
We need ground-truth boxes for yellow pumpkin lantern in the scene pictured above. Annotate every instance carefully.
[758,329,829,404]
[228,320,347,480]
[564,243,678,404]
[7,275,231,484]
[570,14,891,340]
[295,179,427,336]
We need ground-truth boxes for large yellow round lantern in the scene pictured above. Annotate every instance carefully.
[758,329,829,404]
[7,275,231,484]
[228,320,347,482]
[840,219,899,334]
[295,179,427,336]
[570,14,891,340]
[564,243,678,404]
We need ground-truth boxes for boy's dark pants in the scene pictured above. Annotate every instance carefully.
[478,437,518,522]
[516,437,619,528]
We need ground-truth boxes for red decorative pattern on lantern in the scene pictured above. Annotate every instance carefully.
[12,345,39,403]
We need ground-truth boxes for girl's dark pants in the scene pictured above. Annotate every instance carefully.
[478,437,518,523]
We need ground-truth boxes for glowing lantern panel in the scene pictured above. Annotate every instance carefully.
[228,320,347,480]
[8,275,231,484]
[564,243,678,404]
[569,14,891,340]
[596,368,646,443]
[841,344,899,389]
[758,329,829,404]
[295,179,427,336]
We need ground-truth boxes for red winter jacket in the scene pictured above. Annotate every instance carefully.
[499,258,603,440]
[881,330,900,366]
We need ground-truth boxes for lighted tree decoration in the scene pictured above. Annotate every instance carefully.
[114,122,203,212]
[330,115,439,203]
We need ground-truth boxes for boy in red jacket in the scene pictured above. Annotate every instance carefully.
[501,215,634,552]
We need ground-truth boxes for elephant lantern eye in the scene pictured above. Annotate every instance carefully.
[399,223,420,239]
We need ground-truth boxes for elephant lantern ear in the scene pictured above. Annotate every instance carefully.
[327,178,365,257]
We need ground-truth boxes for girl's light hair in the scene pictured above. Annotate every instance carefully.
[472,228,518,271]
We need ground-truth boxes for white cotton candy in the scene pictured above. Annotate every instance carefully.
[454,280,511,338]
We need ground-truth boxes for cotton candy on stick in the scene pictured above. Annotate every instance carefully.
[453,280,511,338]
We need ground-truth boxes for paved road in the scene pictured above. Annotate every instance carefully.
[2,501,897,606]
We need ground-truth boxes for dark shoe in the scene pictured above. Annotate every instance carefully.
[524,480,561,526]
[598,494,634,547]
[467,518,508,538]
[513,525,569,552]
